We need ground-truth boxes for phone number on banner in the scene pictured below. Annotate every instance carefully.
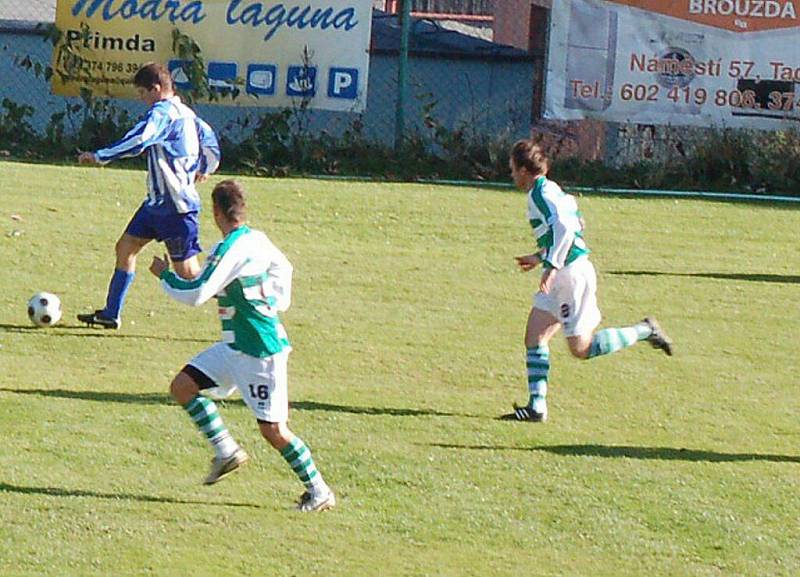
[74,59,141,75]
[617,84,800,111]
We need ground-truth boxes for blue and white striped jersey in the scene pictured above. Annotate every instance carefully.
[94,96,220,215]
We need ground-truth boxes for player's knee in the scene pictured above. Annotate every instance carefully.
[568,341,591,360]
[114,237,126,258]
[114,237,143,270]
[259,421,290,449]
[526,333,551,349]
[170,372,199,404]
[572,348,590,360]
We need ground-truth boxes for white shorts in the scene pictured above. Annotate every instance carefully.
[533,257,602,337]
[188,342,291,423]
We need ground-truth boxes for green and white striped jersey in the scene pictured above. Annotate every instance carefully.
[527,175,590,269]
[159,225,292,358]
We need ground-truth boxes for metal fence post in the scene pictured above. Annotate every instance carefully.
[394,0,411,151]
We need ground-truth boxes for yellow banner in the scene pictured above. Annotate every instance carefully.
[52,0,373,111]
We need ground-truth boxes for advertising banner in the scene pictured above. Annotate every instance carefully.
[545,0,800,128]
[52,0,373,111]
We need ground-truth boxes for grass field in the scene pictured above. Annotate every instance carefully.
[0,160,798,577]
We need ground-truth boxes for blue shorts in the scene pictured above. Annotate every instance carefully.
[125,205,202,262]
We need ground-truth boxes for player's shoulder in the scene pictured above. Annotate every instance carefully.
[142,100,171,125]
[529,176,556,203]
[247,228,278,249]
[228,226,269,249]
[249,228,289,259]
[149,99,172,114]
[154,96,195,119]
[541,177,565,196]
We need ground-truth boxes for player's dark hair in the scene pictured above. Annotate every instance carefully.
[212,180,247,222]
[133,62,173,91]
[510,139,549,176]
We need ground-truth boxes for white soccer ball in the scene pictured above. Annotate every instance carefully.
[27,291,62,327]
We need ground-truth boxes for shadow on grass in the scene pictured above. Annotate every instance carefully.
[0,482,261,508]
[292,400,470,418]
[432,443,800,464]
[0,387,172,405]
[608,270,800,284]
[0,323,214,344]
[0,388,470,418]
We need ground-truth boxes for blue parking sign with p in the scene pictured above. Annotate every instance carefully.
[327,68,359,99]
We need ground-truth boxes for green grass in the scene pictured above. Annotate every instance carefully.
[0,160,798,577]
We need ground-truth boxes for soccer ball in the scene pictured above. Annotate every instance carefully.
[27,292,62,327]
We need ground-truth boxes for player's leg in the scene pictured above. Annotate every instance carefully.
[568,320,657,359]
[106,232,149,316]
[78,206,154,328]
[507,259,597,421]
[77,231,150,328]
[241,349,334,511]
[174,344,247,485]
[563,261,672,358]
[570,317,672,358]
[163,211,202,280]
[258,421,335,512]
[522,307,561,420]
[503,305,560,422]
[171,256,201,279]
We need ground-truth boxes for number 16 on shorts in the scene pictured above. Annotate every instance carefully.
[248,384,270,400]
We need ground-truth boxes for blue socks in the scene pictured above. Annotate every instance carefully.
[103,268,135,321]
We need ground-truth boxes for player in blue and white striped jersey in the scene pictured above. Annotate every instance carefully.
[148,180,335,512]
[503,139,673,423]
[77,62,220,329]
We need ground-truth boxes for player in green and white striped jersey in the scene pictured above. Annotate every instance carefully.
[503,139,673,423]
[149,179,335,512]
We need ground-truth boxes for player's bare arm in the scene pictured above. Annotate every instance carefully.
[539,267,556,294]
[515,253,543,271]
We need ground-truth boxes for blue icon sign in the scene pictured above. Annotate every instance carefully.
[286,65,317,97]
[327,68,359,99]
[208,62,237,91]
[167,60,191,90]
[246,64,277,96]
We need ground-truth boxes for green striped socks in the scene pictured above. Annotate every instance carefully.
[280,436,328,492]
[527,345,549,412]
[587,323,652,359]
[182,395,239,458]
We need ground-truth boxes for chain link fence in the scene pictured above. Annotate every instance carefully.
[2,1,795,191]
[0,0,536,179]
[0,0,55,23]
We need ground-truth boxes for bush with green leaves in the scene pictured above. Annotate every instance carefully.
[0,98,37,155]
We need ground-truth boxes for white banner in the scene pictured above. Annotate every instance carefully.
[545,0,800,128]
